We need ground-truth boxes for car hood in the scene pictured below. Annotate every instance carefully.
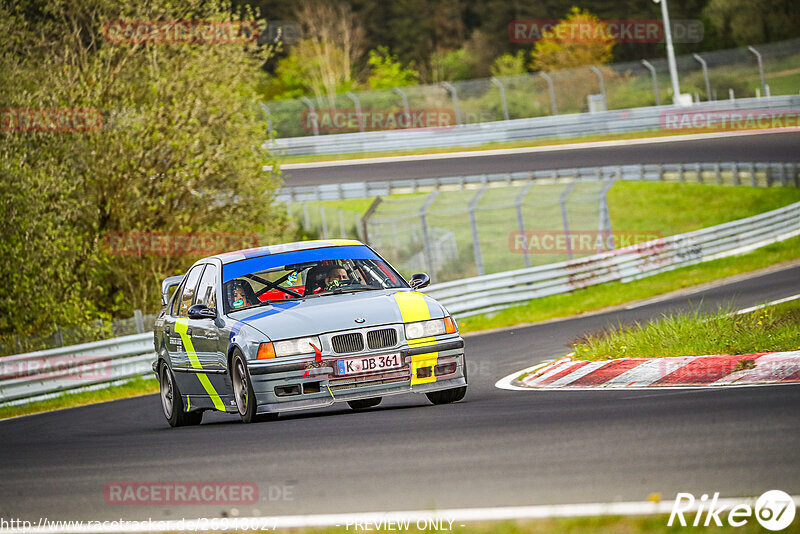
[228,289,444,340]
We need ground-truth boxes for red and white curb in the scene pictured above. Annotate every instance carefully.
[496,351,800,391]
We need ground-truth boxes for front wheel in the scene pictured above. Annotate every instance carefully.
[232,351,258,423]
[347,398,382,410]
[160,362,203,427]
[425,386,467,405]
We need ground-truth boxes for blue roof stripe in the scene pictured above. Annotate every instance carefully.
[240,301,301,322]
[221,245,380,283]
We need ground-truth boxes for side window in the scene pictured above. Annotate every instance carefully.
[169,280,186,317]
[177,265,205,317]
[194,264,218,309]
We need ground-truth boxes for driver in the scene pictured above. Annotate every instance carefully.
[323,265,349,290]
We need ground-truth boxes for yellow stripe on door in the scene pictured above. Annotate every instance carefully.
[175,318,226,411]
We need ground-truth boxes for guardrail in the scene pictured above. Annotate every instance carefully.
[0,333,154,405]
[423,200,800,317]
[2,197,799,405]
[267,95,800,156]
[277,161,800,202]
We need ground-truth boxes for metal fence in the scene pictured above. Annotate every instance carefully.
[3,196,798,405]
[264,38,800,142]
[0,310,157,358]
[268,94,800,156]
[278,161,800,203]
[0,333,154,405]
[362,181,612,284]
[286,161,799,285]
[424,199,800,317]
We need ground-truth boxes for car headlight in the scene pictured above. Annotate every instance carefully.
[272,336,321,358]
[405,319,446,340]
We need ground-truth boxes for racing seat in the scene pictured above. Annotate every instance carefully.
[303,265,330,296]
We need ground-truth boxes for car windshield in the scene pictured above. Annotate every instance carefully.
[223,256,406,312]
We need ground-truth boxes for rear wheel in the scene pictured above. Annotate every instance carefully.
[160,362,203,427]
[232,351,258,423]
[425,386,467,405]
[347,398,382,410]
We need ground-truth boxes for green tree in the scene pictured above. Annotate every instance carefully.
[530,7,615,71]
[0,0,286,342]
[366,47,419,89]
[490,51,528,77]
[703,0,800,45]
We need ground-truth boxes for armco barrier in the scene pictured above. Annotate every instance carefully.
[0,333,153,405]
[276,161,799,202]
[2,200,799,405]
[267,95,800,156]
[423,200,800,317]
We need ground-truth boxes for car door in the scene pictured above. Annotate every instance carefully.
[189,263,225,372]
[171,264,205,396]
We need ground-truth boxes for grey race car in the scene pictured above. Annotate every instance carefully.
[153,239,467,426]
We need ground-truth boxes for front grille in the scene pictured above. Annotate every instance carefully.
[331,332,364,353]
[367,328,397,350]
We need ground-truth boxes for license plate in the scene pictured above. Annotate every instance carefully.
[337,353,402,376]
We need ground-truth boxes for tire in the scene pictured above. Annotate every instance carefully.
[347,398,382,410]
[160,362,203,427]
[425,386,467,405]
[232,350,259,424]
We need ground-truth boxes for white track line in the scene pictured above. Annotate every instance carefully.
[736,293,800,315]
[494,360,555,391]
[5,496,800,533]
[274,129,800,170]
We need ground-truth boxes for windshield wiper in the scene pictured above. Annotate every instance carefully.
[330,286,382,295]
[256,297,300,306]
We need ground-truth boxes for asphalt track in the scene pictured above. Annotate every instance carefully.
[1,264,798,523]
[282,130,800,186]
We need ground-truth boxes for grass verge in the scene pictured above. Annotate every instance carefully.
[571,299,800,361]
[0,376,158,420]
[457,235,800,334]
[275,127,795,165]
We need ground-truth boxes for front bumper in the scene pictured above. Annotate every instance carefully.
[247,338,466,414]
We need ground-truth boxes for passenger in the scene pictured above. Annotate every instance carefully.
[230,280,256,308]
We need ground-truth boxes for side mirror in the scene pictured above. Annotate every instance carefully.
[188,304,217,320]
[409,273,430,290]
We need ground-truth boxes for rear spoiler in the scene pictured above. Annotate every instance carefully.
[161,275,184,307]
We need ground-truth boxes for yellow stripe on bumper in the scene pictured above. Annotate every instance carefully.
[410,351,439,385]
